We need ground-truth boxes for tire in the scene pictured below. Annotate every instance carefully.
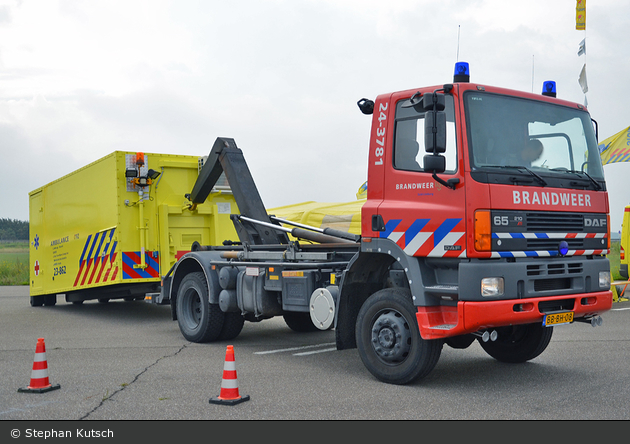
[284,312,319,332]
[218,312,245,340]
[445,334,476,349]
[30,296,44,307]
[176,272,224,343]
[478,323,553,363]
[355,288,443,385]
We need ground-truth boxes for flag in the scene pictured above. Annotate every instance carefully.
[599,126,630,165]
[578,64,588,94]
[576,0,586,30]
[577,38,586,56]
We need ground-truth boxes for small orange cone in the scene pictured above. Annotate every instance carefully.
[18,338,60,393]
[209,345,250,405]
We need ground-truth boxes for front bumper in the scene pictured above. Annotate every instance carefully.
[416,290,613,340]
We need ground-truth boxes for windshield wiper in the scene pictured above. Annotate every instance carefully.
[487,165,548,186]
[567,170,602,190]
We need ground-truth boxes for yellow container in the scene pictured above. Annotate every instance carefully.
[28,151,238,302]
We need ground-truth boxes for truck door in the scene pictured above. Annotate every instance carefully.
[377,89,467,258]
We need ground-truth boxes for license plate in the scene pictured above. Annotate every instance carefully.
[543,311,574,327]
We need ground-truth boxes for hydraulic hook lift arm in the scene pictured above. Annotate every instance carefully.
[188,137,289,246]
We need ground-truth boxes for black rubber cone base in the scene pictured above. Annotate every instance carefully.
[209,394,250,405]
[18,383,60,393]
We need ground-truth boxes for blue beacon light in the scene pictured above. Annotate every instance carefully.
[453,62,470,83]
[558,240,569,256]
[542,81,557,97]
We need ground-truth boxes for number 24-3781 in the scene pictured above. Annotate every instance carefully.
[374,102,388,166]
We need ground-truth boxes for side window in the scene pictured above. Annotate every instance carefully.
[393,96,457,173]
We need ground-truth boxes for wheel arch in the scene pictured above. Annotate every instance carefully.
[335,251,396,350]
[169,252,222,320]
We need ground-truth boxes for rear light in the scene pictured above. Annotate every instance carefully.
[474,210,492,251]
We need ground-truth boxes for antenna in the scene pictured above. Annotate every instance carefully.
[456,25,461,61]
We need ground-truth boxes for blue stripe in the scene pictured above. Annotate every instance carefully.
[381,219,402,239]
[78,234,92,264]
[433,218,461,247]
[86,232,101,263]
[404,219,430,247]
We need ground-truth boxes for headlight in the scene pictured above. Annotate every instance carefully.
[599,271,611,289]
[481,277,504,297]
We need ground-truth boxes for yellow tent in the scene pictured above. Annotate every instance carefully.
[268,182,367,237]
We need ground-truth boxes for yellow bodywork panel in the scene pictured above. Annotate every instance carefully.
[29,151,239,297]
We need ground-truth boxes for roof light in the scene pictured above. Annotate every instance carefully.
[453,62,470,83]
[542,81,557,97]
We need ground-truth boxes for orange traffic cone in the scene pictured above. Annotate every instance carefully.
[18,338,60,393]
[209,345,250,405]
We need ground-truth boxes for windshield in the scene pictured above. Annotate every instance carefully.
[465,91,604,183]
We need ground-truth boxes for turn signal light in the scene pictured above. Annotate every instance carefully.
[474,210,492,251]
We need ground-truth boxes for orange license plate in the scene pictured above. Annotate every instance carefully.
[543,311,574,327]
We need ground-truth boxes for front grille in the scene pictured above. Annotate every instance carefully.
[526,262,584,276]
[534,278,571,292]
[526,238,584,250]
[526,212,583,232]
[491,210,607,254]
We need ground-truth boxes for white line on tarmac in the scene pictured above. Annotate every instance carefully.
[611,307,630,311]
[254,342,336,355]
[293,347,337,356]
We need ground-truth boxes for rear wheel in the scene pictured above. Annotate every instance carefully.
[176,272,224,343]
[218,312,245,340]
[30,296,44,307]
[355,288,443,385]
[284,312,319,332]
[478,323,553,363]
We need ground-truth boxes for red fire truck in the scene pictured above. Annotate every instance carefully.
[156,62,613,384]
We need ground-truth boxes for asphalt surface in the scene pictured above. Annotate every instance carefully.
[1,285,629,425]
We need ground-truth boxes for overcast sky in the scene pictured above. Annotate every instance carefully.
[2,0,630,232]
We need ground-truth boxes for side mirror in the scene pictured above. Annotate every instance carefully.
[422,92,445,111]
[424,110,447,153]
[423,154,446,174]
[357,98,374,115]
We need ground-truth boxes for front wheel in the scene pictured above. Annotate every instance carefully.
[176,272,224,343]
[356,288,442,385]
[478,323,553,363]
